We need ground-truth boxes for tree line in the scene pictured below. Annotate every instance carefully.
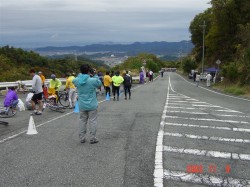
[185,0,250,85]
[0,45,176,82]
[0,46,109,82]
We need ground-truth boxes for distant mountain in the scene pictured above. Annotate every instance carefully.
[35,41,193,57]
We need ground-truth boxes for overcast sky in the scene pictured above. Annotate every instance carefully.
[0,0,211,48]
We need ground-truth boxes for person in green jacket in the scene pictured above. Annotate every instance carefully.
[112,71,124,101]
[73,64,102,144]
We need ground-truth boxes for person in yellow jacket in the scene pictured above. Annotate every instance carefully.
[111,71,124,101]
[38,71,46,87]
[103,71,112,97]
[49,74,62,102]
[65,73,76,108]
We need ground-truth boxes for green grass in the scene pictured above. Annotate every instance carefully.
[224,86,246,95]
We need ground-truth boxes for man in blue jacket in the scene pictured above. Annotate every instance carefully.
[73,64,102,144]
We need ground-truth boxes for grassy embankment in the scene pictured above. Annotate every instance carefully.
[213,82,250,98]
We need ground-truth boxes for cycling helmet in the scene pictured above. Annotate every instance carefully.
[51,74,56,79]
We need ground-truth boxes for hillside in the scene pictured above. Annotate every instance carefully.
[0,46,108,82]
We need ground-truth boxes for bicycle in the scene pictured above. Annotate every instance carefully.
[58,90,70,107]
[43,88,65,113]
[0,106,17,118]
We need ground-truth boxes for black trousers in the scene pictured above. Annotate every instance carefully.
[113,86,120,97]
[105,86,111,96]
[124,85,131,98]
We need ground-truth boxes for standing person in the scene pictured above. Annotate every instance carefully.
[110,70,115,96]
[97,71,104,94]
[196,73,201,87]
[160,69,164,77]
[38,71,46,87]
[49,74,62,102]
[206,73,212,87]
[30,69,43,115]
[193,72,197,82]
[112,71,124,101]
[149,70,154,82]
[103,71,112,97]
[65,73,76,109]
[123,71,132,100]
[139,70,144,84]
[4,87,19,111]
[73,64,102,144]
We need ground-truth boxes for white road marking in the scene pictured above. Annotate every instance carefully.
[165,115,249,124]
[164,169,250,186]
[192,104,221,108]
[164,145,250,161]
[215,114,250,118]
[169,101,188,103]
[167,111,208,115]
[154,76,170,187]
[215,109,244,113]
[167,111,250,118]
[168,106,196,110]
[165,122,250,133]
[164,132,250,143]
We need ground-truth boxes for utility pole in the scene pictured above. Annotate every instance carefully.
[200,20,206,74]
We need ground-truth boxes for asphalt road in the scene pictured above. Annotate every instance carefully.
[0,73,250,187]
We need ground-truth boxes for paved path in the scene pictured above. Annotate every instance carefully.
[1,73,250,187]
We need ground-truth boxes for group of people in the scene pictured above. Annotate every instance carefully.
[193,72,212,87]
[139,70,154,84]
[3,65,134,144]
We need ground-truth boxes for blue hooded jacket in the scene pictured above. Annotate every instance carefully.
[73,74,102,111]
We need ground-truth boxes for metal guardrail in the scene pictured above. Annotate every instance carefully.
[0,77,140,90]
[0,78,67,90]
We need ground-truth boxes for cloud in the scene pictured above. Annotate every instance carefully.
[0,0,211,47]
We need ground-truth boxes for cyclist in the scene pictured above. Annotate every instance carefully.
[49,74,62,102]
[65,73,76,109]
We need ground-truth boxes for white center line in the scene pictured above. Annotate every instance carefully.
[164,169,250,186]
[164,145,250,161]
[164,132,250,143]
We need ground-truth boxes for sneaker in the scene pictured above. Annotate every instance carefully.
[32,110,38,115]
[125,97,127,100]
[90,138,99,144]
[80,139,86,143]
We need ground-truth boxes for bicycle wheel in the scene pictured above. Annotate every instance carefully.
[59,92,70,107]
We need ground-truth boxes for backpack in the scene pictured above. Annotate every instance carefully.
[124,75,132,86]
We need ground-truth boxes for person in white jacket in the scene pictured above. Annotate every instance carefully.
[206,73,212,87]
[196,73,201,87]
